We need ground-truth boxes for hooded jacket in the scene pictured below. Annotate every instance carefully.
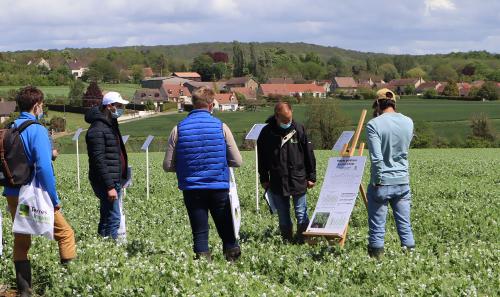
[257,116,316,196]
[2,112,60,207]
[85,106,128,190]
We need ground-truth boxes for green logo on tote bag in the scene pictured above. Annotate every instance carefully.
[19,204,30,217]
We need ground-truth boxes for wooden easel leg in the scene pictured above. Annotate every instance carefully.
[339,225,348,247]
[359,184,368,209]
[314,109,367,248]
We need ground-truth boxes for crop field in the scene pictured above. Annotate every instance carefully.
[0,149,498,296]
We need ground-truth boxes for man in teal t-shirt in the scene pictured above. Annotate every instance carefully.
[366,88,415,259]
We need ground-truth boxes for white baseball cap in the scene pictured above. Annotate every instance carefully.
[102,91,129,106]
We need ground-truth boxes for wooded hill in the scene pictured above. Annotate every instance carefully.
[1,42,499,85]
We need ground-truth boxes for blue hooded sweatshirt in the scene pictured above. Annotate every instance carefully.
[2,112,60,207]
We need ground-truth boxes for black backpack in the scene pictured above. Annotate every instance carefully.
[0,120,40,188]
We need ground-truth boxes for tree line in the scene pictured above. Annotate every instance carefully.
[0,42,499,86]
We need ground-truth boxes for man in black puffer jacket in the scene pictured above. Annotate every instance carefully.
[85,92,129,240]
[257,102,316,243]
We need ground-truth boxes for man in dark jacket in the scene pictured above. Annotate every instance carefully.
[257,102,316,243]
[85,92,128,240]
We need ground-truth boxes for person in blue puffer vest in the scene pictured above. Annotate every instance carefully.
[163,87,242,262]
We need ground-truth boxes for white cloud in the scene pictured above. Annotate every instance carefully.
[424,0,456,15]
[0,0,498,54]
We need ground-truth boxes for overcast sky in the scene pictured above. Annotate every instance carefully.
[0,0,498,54]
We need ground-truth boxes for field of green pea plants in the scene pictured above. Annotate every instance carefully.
[1,149,499,296]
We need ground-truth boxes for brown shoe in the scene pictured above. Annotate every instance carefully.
[223,247,241,262]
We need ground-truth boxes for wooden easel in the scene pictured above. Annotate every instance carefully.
[304,109,368,247]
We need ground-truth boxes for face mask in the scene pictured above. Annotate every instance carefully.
[279,121,292,129]
[111,108,124,119]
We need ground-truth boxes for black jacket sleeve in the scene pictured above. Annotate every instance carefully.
[303,129,316,182]
[257,129,270,184]
[86,129,114,189]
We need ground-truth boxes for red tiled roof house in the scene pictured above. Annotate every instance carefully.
[258,84,326,98]
[214,93,239,111]
[331,77,358,94]
[173,72,202,82]
[225,77,258,90]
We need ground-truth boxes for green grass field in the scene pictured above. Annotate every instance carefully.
[0,83,140,100]
[0,149,498,295]
[0,85,70,98]
[118,98,500,148]
[51,97,500,153]
[47,111,88,133]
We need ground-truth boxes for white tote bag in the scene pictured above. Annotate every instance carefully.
[117,192,127,242]
[229,168,241,239]
[12,177,54,240]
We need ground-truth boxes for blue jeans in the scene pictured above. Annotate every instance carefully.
[268,190,309,228]
[92,183,121,240]
[367,184,415,249]
[183,189,239,253]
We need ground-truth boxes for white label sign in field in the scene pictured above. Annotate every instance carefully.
[141,135,154,151]
[332,131,355,152]
[306,156,366,236]
[122,135,130,144]
[72,128,83,141]
[245,124,267,140]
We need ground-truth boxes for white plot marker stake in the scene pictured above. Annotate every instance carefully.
[122,135,130,198]
[141,135,154,200]
[72,128,83,192]
[255,143,259,211]
[245,124,267,212]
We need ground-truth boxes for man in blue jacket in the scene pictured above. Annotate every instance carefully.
[3,86,76,296]
[163,87,242,262]
[366,88,415,259]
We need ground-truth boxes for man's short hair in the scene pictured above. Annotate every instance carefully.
[274,101,292,115]
[372,98,396,111]
[192,87,215,108]
[16,86,44,112]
